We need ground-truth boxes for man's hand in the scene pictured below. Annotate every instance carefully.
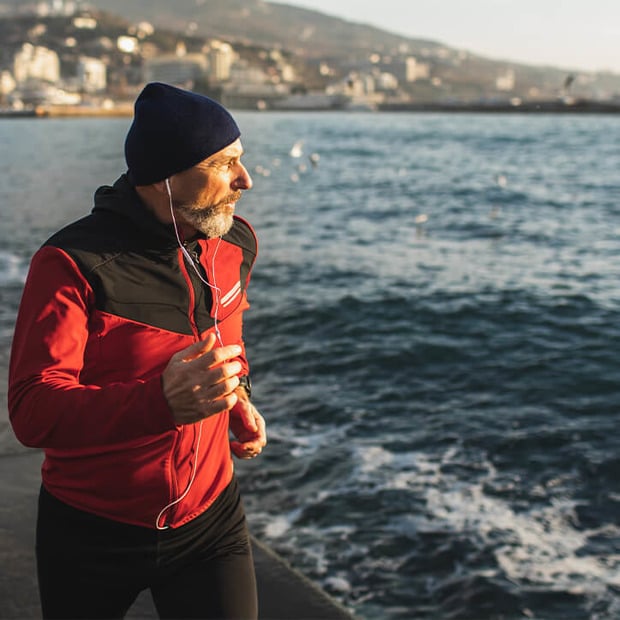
[229,389,267,459]
[162,333,242,425]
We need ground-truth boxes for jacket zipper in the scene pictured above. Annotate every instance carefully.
[162,246,202,527]
[178,245,201,340]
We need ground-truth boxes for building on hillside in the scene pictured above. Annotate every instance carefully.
[117,36,139,55]
[406,57,430,82]
[229,61,271,87]
[129,21,155,39]
[13,43,60,84]
[327,72,374,97]
[0,70,17,97]
[208,41,236,82]
[36,0,78,16]
[496,69,516,92]
[77,56,107,92]
[374,71,399,92]
[73,15,97,30]
[143,54,208,87]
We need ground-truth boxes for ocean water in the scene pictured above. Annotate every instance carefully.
[1,111,620,619]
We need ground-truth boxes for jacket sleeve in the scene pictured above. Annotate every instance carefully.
[8,246,177,450]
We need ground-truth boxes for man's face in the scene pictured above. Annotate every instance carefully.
[170,139,252,238]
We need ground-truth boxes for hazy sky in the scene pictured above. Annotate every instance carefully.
[274,0,620,74]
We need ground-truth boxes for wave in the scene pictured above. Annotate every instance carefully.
[241,438,620,619]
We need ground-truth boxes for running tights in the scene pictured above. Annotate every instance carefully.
[35,478,258,619]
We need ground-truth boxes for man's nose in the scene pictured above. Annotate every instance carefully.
[234,164,252,190]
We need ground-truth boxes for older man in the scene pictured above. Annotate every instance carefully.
[8,82,266,619]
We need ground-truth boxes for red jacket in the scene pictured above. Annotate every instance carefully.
[8,175,257,529]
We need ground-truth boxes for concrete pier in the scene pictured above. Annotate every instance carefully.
[0,451,354,620]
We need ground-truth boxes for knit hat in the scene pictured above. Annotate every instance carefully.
[124,82,241,186]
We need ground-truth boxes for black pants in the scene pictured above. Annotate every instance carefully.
[36,478,257,619]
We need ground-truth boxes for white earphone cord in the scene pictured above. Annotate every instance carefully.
[165,178,224,345]
[156,179,225,530]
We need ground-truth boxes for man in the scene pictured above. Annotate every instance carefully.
[8,82,266,619]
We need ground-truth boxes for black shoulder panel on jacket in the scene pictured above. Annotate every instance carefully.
[42,195,257,336]
[45,209,196,335]
[224,216,257,258]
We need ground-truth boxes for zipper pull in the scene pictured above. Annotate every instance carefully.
[183,242,201,267]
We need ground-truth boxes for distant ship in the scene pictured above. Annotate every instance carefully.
[0,106,39,118]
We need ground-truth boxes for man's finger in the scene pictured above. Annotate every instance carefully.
[183,340,242,369]
[180,333,218,362]
[206,344,244,368]
[230,441,262,459]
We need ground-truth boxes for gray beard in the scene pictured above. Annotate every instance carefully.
[175,204,234,238]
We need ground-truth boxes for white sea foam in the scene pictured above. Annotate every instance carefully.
[264,514,293,538]
[356,444,394,475]
[0,251,25,286]
[259,438,619,609]
[352,444,620,601]
[425,478,620,591]
[323,575,352,593]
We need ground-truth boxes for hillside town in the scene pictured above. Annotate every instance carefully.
[1,0,620,115]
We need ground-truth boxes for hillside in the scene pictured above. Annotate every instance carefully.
[83,0,443,60]
[80,0,620,100]
[1,0,619,104]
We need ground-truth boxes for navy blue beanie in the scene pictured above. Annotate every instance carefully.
[124,82,241,186]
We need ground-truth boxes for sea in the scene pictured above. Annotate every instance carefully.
[1,111,619,620]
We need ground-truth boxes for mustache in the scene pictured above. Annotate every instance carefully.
[219,191,243,206]
[174,191,244,214]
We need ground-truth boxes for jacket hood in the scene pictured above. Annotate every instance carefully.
[92,174,179,249]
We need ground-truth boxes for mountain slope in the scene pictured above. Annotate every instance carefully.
[2,0,618,100]
[85,0,443,60]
